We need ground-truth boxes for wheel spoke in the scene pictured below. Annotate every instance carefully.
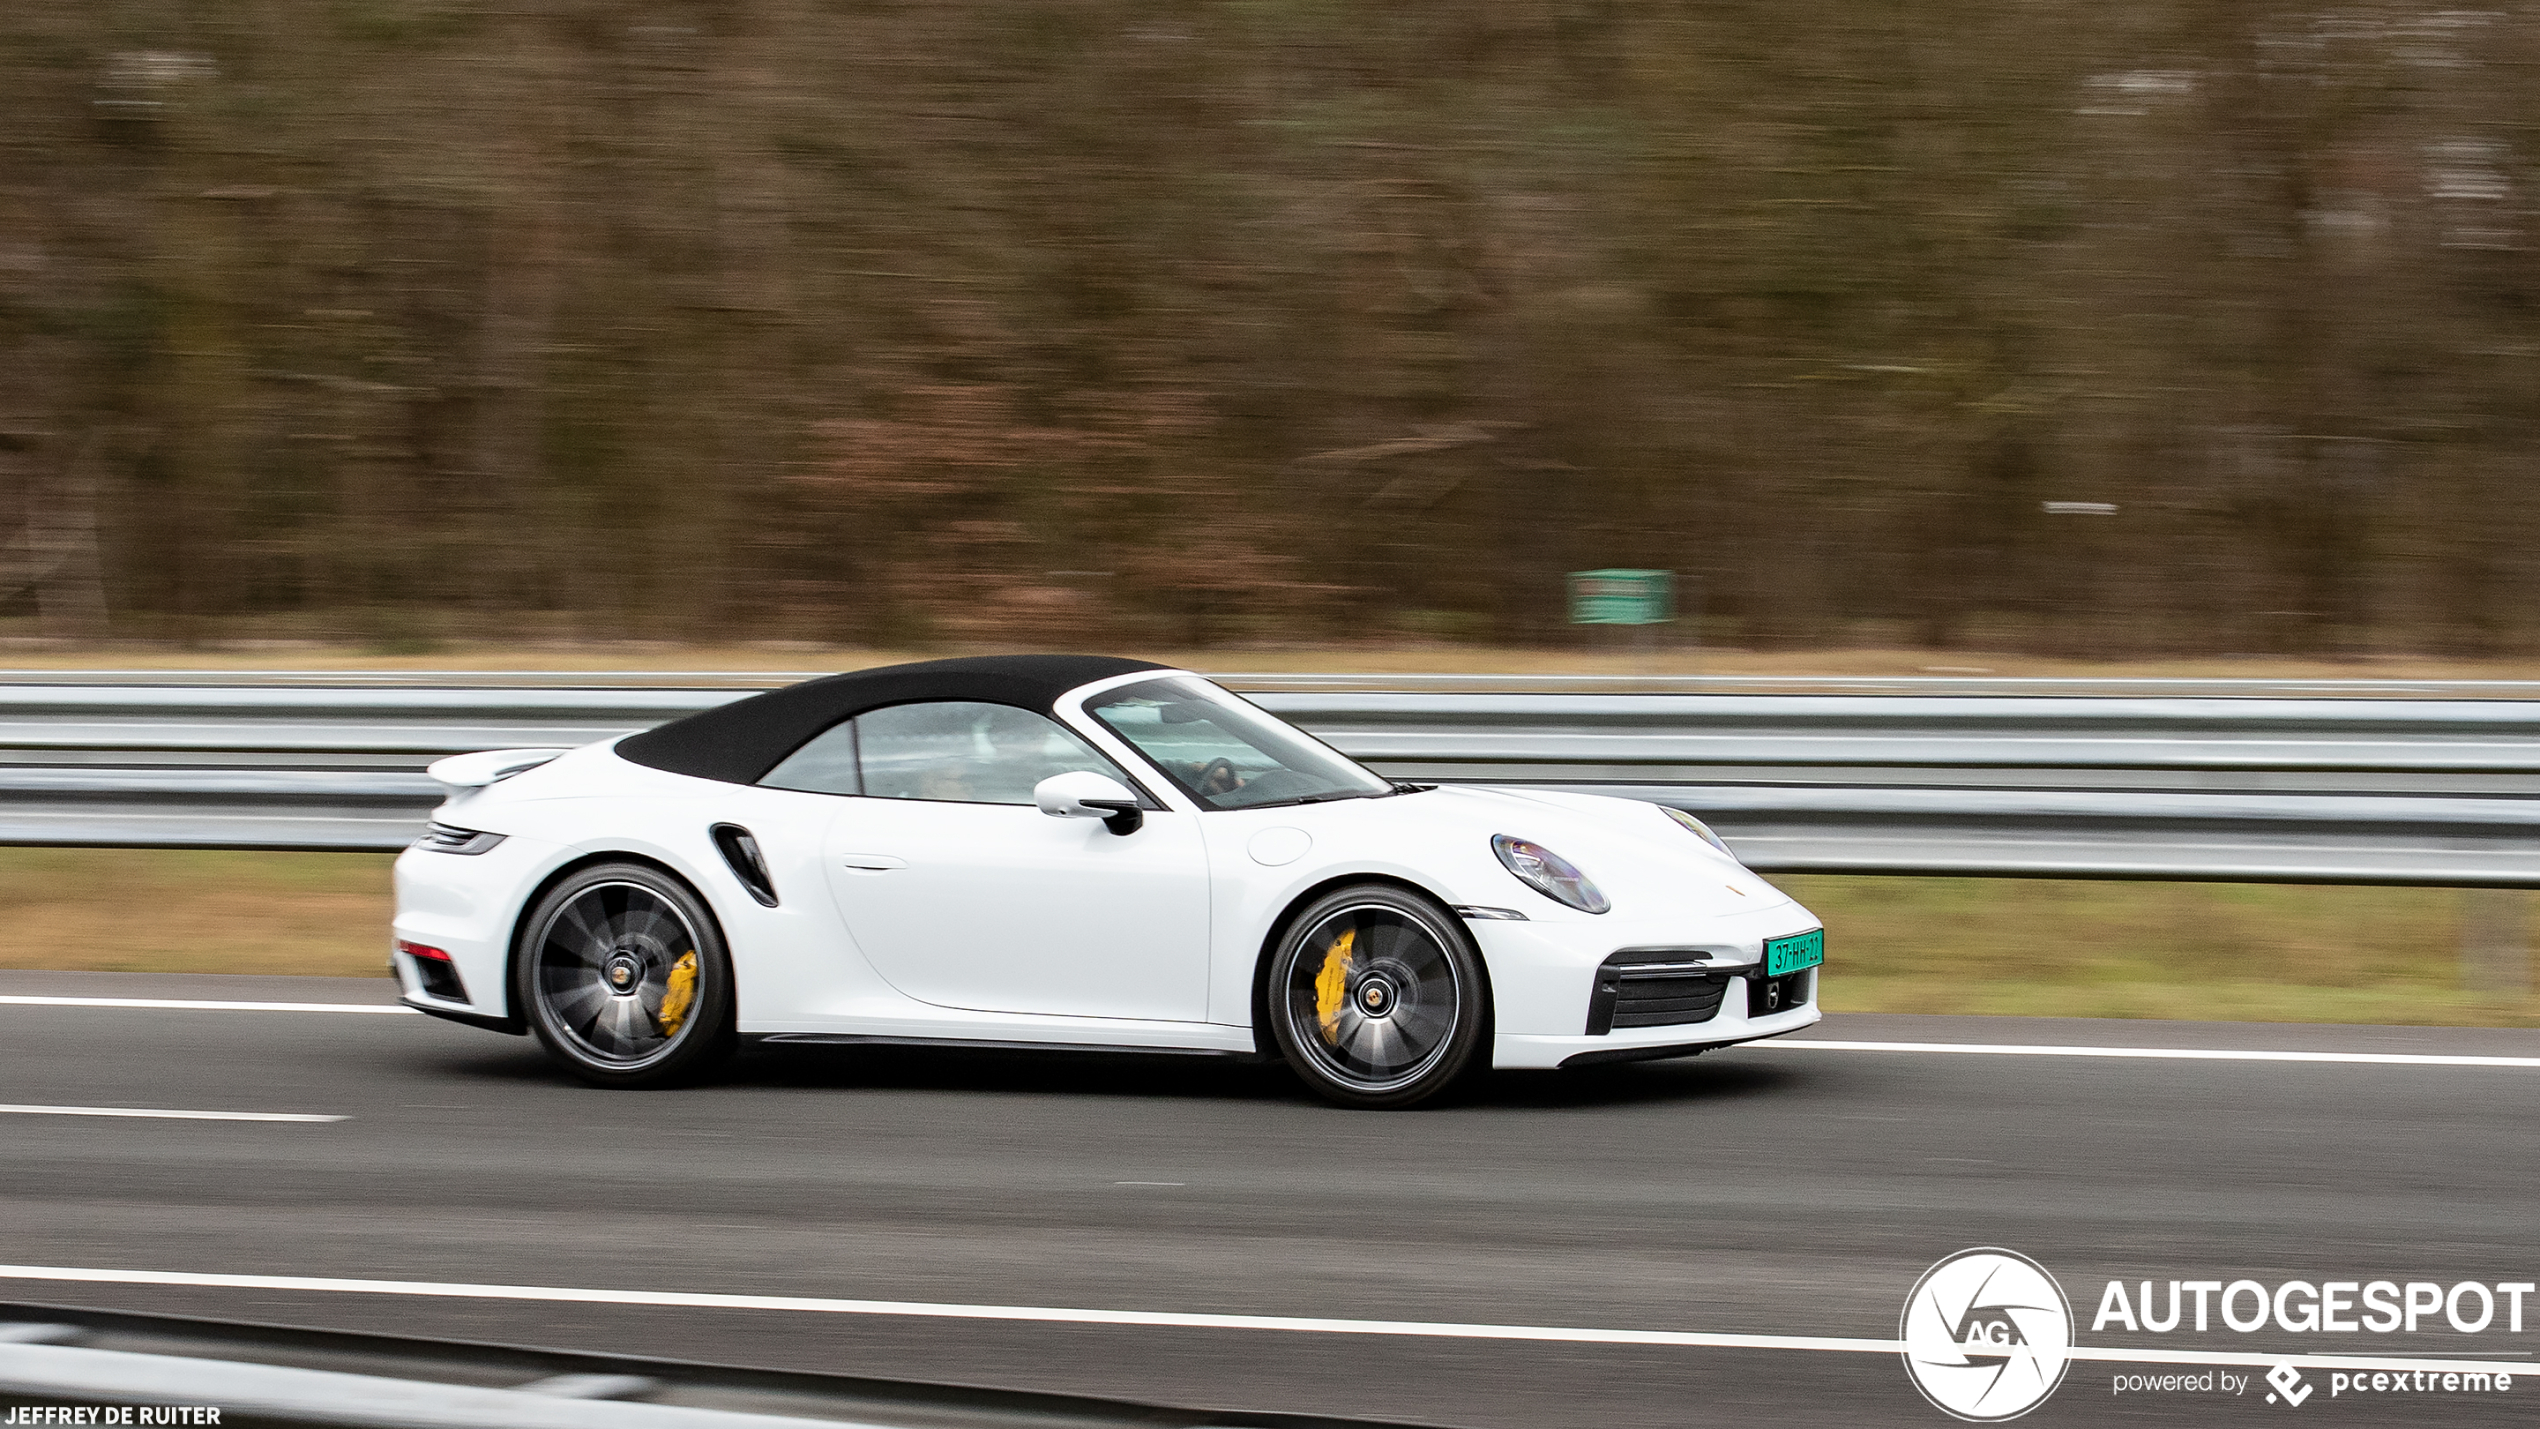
[544,922,600,968]
[1391,999,1452,1045]
[604,997,646,1052]
[1400,935,1445,979]
[1360,1017,1408,1072]
[582,997,615,1051]
[623,889,676,943]
[578,997,616,1049]
[556,898,602,948]
[1385,1027,1440,1067]
[1335,1010,1375,1064]
[1325,1003,1366,1052]
[546,981,608,1023]
[636,982,672,1034]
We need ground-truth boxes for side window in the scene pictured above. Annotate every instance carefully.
[759,720,861,796]
[764,701,1127,806]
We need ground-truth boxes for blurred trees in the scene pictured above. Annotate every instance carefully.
[2,1,2536,651]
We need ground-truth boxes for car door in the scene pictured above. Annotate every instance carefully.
[763,699,1212,1023]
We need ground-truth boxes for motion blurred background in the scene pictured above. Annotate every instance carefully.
[3,3,2536,1019]
[4,2,2536,655]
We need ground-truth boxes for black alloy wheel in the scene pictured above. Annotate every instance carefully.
[1266,883,1487,1109]
[516,862,736,1088]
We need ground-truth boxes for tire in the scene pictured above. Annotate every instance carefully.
[1265,883,1488,1109]
[515,861,737,1088]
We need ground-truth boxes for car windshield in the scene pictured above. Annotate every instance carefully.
[1084,677,1395,811]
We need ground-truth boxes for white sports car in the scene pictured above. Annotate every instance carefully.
[392,656,1824,1107]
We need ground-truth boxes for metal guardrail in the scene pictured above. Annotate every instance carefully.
[1285,691,2540,885]
[1,673,2538,884]
[0,1302,1398,1429]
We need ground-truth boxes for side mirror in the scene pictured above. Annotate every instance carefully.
[1033,771,1145,835]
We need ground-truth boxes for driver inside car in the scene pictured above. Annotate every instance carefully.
[1188,757,1244,796]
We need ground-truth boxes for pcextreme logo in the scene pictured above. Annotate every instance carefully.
[1901,1248,2075,1421]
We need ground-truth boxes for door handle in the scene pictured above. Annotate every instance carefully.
[839,853,908,871]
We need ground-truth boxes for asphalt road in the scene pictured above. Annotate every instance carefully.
[1,970,2535,1428]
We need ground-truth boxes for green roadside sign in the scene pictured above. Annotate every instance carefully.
[1568,569,1674,625]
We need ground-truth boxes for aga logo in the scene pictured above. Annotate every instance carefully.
[1902,1249,2076,1421]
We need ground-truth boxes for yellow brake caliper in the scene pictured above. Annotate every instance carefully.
[1312,928,1356,1046]
[657,951,699,1036]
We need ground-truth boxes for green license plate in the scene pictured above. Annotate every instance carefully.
[1765,928,1824,977]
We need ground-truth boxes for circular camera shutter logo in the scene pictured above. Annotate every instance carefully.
[1900,1248,2074,1421]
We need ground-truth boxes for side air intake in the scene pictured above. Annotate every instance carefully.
[711,824,779,907]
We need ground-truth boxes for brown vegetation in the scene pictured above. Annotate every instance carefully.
[4,3,2536,653]
[4,849,2527,1027]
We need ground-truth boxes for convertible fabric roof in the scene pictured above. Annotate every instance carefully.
[614,654,1172,785]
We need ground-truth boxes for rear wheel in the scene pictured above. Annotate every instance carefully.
[516,862,736,1088]
[1266,884,1487,1109]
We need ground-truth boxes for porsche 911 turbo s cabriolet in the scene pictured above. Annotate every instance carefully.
[393,655,1824,1107]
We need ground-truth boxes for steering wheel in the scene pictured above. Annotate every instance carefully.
[1196,757,1242,796]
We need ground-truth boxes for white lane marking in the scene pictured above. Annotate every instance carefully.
[0,1265,1903,1354]
[0,995,417,1015]
[1764,1039,2540,1068]
[0,1105,345,1123]
[0,1266,2524,1378]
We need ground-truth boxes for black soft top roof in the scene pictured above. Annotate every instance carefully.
[615,654,1172,786]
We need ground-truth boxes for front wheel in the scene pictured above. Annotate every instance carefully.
[516,862,737,1088]
[1265,884,1487,1109]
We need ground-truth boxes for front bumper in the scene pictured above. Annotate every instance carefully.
[1498,993,1821,1069]
[1470,904,1824,1069]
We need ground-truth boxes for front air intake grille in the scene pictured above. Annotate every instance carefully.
[1613,972,1729,1028]
[1586,953,1732,1035]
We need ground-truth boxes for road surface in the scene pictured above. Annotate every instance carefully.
[1,971,2533,1426]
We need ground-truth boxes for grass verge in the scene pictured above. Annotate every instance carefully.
[0,849,395,978]
[0,850,2531,1026]
[1782,875,2539,1026]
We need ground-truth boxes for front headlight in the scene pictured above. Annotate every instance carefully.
[1660,805,1735,857]
[1492,834,1610,914]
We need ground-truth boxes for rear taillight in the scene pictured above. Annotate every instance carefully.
[415,823,506,855]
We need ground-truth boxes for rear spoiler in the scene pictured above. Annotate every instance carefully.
[427,747,571,794]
